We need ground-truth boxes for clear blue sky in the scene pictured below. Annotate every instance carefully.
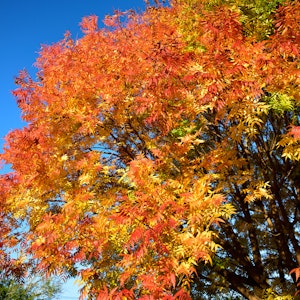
[0,1,144,299]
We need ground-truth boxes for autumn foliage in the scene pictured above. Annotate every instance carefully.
[1,0,300,299]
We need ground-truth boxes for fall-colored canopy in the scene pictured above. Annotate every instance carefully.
[1,0,300,299]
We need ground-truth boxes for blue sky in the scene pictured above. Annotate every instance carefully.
[1,1,145,299]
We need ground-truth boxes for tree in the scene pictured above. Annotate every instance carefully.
[1,0,299,299]
[0,277,61,300]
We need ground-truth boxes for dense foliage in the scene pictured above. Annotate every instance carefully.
[1,0,299,299]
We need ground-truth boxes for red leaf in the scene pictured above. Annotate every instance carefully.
[290,267,300,281]
[290,126,300,139]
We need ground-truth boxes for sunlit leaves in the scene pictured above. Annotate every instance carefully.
[1,0,300,298]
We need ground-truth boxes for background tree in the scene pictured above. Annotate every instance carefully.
[0,273,62,300]
[0,0,299,299]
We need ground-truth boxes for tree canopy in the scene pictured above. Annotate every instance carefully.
[1,0,300,299]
